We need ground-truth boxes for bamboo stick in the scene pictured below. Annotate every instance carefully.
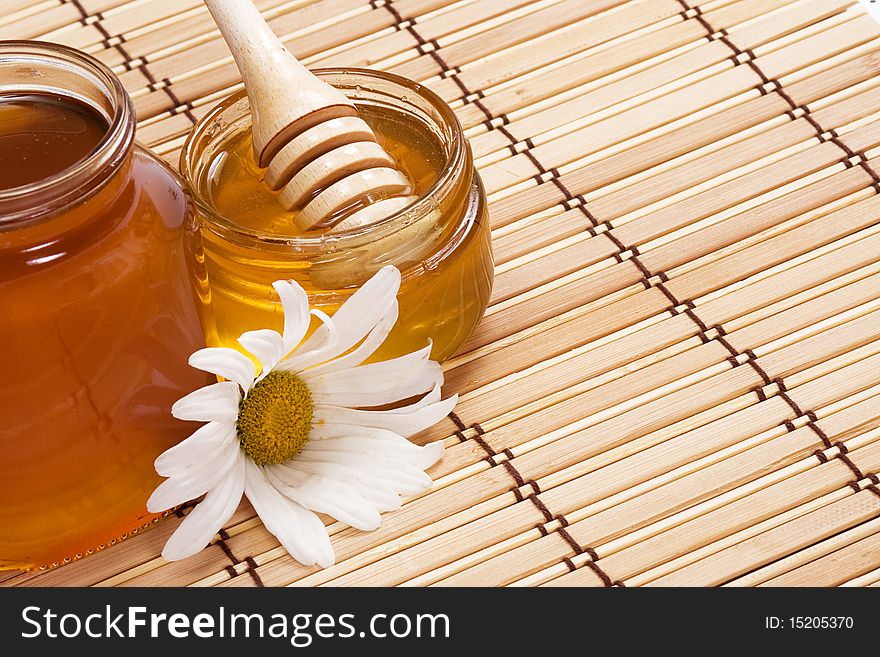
[665,197,880,302]
[841,565,880,587]
[491,94,788,227]
[610,141,843,246]
[491,209,588,265]
[473,42,733,165]
[479,341,733,455]
[839,118,880,153]
[725,0,853,49]
[696,231,880,329]
[755,12,879,82]
[491,41,880,226]
[744,518,880,586]
[601,459,852,586]
[453,314,697,431]
[481,18,877,196]
[647,490,880,586]
[490,232,616,304]
[509,365,762,481]
[537,564,604,587]
[446,274,661,392]
[725,272,880,353]
[459,266,880,441]
[472,20,709,139]
[637,166,872,274]
[393,0,627,81]
[454,448,846,586]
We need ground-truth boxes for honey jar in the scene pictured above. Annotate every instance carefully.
[180,69,493,363]
[0,42,209,569]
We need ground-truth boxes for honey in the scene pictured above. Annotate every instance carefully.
[0,43,208,569]
[0,94,107,189]
[182,69,493,363]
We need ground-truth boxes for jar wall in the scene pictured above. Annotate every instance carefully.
[196,176,492,364]
[182,71,494,364]
[0,148,210,569]
[0,42,209,570]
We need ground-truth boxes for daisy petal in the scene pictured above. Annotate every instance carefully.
[171,381,242,422]
[301,301,399,377]
[188,348,255,393]
[305,342,441,407]
[239,329,285,378]
[244,460,334,568]
[314,393,457,438]
[161,453,245,561]
[273,280,310,354]
[147,440,240,512]
[154,421,237,476]
[303,431,444,470]
[267,466,381,531]
[281,460,402,513]
[291,266,400,368]
[277,309,338,373]
[295,450,432,496]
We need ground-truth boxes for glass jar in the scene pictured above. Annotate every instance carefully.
[180,69,493,364]
[0,42,210,570]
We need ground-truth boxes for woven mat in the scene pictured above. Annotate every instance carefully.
[5,0,880,588]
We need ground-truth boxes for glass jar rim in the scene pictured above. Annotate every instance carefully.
[0,40,134,226]
[180,67,468,251]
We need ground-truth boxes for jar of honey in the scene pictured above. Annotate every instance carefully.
[180,69,493,363]
[0,42,209,570]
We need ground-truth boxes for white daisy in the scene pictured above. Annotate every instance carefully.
[147,266,454,568]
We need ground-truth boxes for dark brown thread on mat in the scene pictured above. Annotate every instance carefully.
[215,528,240,565]
[804,411,834,449]
[557,527,583,555]
[562,557,577,572]
[864,473,880,500]
[448,410,467,431]
[244,557,265,587]
[582,546,615,587]
[502,461,527,489]
[212,529,264,587]
[836,444,867,482]
[774,379,808,419]
[527,494,555,524]
[676,0,750,81]
[813,448,829,464]
[472,433,498,466]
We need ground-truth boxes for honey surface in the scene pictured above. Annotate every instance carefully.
[0,93,106,189]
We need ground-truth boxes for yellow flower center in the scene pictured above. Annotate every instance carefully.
[236,370,314,465]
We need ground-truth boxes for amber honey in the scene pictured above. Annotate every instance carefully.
[0,94,107,189]
[182,69,493,363]
[0,43,208,570]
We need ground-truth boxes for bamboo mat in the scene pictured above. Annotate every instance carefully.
[5,0,880,588]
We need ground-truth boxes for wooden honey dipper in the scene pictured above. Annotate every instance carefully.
[204,0,417,232]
